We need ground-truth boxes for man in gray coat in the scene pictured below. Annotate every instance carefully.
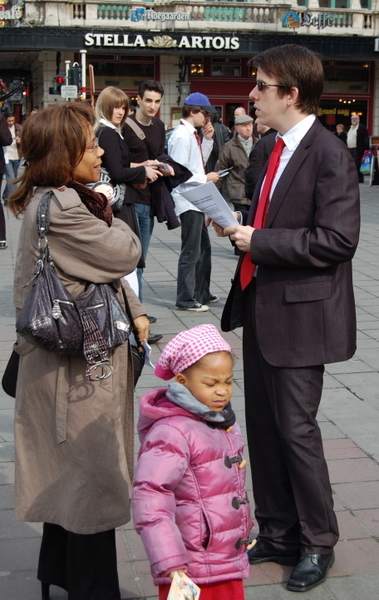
[215,114,255,213]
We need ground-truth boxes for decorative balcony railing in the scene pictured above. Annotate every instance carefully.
[81,3,372,28]
[39,1,373,32]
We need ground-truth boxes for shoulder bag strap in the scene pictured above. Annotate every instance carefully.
[125,117,146,140]
[126,117,156,160]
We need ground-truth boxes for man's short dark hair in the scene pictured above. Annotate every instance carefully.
[138,80,164,99]
[252,44,324,116]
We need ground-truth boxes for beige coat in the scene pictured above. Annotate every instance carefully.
[13,186,145,534]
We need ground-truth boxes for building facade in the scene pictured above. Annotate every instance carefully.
[0,0,378,134]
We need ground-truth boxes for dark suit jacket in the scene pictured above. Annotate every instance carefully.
[221,118,360,368]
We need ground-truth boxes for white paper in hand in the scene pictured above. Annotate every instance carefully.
[180,181,239,228]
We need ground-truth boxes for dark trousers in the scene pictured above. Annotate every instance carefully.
[242,283,339,554]
[176,210,212,308]
[349,147,364,183]
[37,523,121,600]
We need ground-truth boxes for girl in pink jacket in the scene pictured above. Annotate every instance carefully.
[132,324,253,600]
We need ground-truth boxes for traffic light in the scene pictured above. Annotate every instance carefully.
[52,73,65,94]
[68,64,81,89]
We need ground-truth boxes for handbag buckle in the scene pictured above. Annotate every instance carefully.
[86,361,113,381]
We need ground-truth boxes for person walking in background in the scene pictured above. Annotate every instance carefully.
[9,103,149,600]
[3,113,22,203]
[205,111,231,173]
[335,123,347,144]
[168,93,220,312]
[132,324,253,600]
[214,44,360,593]
[347,113,369,183]
[0,111,12,249]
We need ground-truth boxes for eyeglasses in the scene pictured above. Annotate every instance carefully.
[86,137,99,151]
[255,81,287,92]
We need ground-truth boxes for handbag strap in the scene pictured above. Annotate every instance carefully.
[37,190,54,240]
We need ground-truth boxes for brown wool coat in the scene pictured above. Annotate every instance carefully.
[13,186,145,534]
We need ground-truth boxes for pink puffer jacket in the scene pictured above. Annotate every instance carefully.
[132,387,253,585]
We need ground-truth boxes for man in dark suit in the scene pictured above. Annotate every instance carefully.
[347,113,369,183]
[214,45,360,593]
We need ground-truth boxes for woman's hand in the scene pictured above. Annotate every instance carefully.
[133,315,150,343]
[145,166,162,182]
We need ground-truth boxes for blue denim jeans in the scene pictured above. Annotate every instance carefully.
[134,203,154,302]
[176,210,212,308]
[4,159,20,199]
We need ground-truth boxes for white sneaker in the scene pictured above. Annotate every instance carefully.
[175,303,209,313]
[0,241,7,249]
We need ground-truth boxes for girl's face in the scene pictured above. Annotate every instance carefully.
[73,125,104,184]
[111,105,126,126]
[175,352,233,412]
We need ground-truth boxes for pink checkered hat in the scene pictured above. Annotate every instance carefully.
[154,324,232,380]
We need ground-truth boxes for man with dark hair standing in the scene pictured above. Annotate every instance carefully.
[122,80,170,342]
[214,44,360,593]
[0,112,12,249]
[347,113,369,183]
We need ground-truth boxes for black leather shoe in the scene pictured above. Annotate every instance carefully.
[287,551,335,592]
[247,538,300,566]
[148,333,163,345]
[147,315,157,324]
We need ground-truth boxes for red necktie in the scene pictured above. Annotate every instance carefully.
[240,137,285,290]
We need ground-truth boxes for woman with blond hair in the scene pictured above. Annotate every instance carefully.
[9,103,149,600]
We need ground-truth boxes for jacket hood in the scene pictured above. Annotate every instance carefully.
[137,387,194,443]
[137,383,235,443]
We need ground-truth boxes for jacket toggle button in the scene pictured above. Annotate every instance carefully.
[232,496,249,510]
[224,453,243,469]
[235,537,250,550]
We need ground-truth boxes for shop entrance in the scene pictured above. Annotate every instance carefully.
[318,98,369,133]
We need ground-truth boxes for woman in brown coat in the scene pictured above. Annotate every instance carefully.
[9,104,149,600]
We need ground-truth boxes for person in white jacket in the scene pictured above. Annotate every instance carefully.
[168,93,220,312]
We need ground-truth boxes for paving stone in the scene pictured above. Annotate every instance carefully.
[2,186,379,599]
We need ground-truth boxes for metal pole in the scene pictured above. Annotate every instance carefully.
[65,60,70,81]
[65,60,71,102]
[80,50,87,100]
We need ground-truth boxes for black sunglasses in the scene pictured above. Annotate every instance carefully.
[255,81,287,92]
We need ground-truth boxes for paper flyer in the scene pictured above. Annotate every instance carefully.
[180,181,239,228]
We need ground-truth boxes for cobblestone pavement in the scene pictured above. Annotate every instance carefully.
[1,182,379,599]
